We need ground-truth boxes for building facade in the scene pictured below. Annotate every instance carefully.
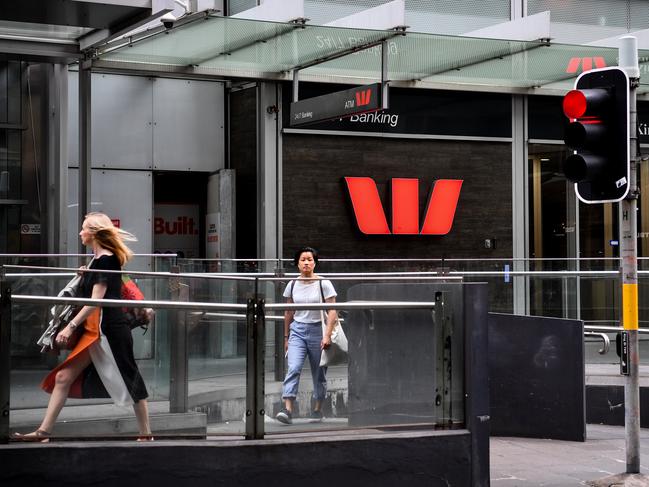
[3,0,649,367]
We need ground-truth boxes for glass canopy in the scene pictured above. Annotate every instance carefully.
[96,14,649,95]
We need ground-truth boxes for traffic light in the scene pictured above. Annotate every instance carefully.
[562,67,630,203]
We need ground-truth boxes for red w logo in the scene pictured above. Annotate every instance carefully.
[566,57,606,74]
[344,177,463,235]
[355,89,372,107]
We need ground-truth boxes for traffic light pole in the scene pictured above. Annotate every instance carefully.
[619,36,640,474]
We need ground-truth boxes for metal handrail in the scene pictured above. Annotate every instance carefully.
[584,332,611,355]
[179,257,632,262]
[585,325,649,334]
[10,295,437,312]
[2,265,257,282]
[10,295,247,312]
[1,269,635,279]
[0,253,177,257]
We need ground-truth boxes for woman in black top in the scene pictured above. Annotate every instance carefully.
[14,212,151,441]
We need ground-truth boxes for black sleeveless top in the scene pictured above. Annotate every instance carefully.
[80,254,125,324]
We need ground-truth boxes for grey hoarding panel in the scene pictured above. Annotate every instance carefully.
[152,78,224,172]
[68,72,154,169]
[67,168,153,260]
[488,312,585,441]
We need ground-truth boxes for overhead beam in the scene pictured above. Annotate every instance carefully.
[0,38,81,61]
[91,58,568,95]
[79,0,175,51]
[0,0,154,29]
[94,9,215,58]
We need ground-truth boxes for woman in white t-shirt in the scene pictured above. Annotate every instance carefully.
[275,247,337,425]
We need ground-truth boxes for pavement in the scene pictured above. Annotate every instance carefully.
[491,424,649,486]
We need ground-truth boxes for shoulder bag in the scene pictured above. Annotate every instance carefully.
[318,279,348,367]
[121,274,153,333]
[37,257,94,353]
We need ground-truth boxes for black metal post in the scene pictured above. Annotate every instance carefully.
[464,283,490,486]
[245,298,255,438]
[274,265,286,381]
[245,297,266,440]
[0,285,11,444]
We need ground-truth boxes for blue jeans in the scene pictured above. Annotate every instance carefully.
[282,320,327,402]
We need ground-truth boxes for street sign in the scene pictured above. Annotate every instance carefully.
[618,331,630,375]
[289,83,382,127]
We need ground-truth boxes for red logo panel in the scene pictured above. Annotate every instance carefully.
[344,177,463,235]
[566,57,606,74]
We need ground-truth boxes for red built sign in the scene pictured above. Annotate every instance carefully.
[344,177,463,235]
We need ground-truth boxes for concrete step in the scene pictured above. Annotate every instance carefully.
[10,411,207,437]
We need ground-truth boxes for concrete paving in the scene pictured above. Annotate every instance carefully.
[491,425,649,486]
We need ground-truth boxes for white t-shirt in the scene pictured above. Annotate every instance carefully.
[283,278,337,323]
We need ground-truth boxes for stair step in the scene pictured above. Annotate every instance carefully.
[10,411,206,436]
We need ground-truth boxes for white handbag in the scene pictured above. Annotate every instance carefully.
[318,280,348,367]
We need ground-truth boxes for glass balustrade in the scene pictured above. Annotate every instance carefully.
[3,255,647,442]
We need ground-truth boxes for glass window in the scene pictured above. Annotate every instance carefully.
[528,144,572,260]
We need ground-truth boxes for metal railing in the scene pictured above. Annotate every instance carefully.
[3,258,649,443]
[2,263,467,443]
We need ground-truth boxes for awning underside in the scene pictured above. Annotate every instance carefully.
[95,14,649,96]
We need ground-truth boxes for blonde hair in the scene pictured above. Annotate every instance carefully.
[84,212,136,266]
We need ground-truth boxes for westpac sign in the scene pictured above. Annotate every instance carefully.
[344,177,463,235]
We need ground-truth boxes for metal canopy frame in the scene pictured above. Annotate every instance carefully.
[91,13,649,97]
[0,0,173,62]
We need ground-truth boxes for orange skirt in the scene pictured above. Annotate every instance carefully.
[41,308,101,397]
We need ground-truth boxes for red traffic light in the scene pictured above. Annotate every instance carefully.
[562,88,609,120]
[563,90,587,119]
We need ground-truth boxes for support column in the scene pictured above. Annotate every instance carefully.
[257,82,283,381]
[512,95,528,315]
[256,82,282,262]
[78,61,92,249]
[47,63,69,254]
